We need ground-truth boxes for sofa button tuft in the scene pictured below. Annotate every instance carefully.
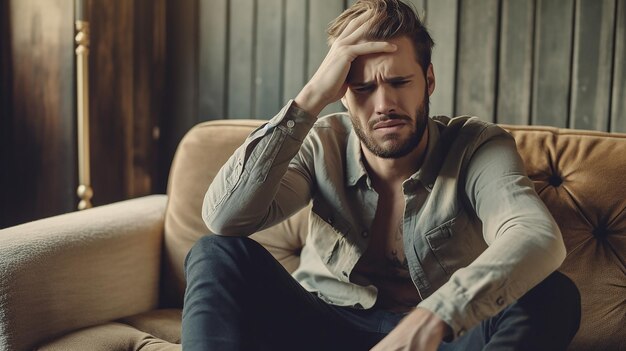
[592,226,609,239]
[548,175,563,187]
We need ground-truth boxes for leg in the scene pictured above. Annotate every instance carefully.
[182,235,381,351]
[439,271,581,351]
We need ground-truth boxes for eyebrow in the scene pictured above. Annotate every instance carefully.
[349,74,415,87]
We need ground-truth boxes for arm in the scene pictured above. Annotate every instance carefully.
[373,134,565,350]
[0,195,167,351]
[419,134,565,338]
[203,11,397,236]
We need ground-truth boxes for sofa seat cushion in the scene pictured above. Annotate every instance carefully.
[38,309,182,351]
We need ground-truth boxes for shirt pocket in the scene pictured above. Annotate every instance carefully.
[424,213,484,275]
[309,203,351,265]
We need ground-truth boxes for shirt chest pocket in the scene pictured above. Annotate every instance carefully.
[309,204,352,265]
[424,214,486,275]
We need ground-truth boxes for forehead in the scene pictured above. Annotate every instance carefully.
[348,36,422,82]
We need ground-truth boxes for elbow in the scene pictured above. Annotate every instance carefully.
[201,199,253,237]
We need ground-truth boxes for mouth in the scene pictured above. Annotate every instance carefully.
[373,119,407,130]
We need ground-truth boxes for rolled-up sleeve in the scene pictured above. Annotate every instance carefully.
[202,100,317,236]
[418,135,566,339]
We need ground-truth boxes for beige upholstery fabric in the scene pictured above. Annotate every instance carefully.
[118,309,182,344]
[38,322,181,351]
[503,125,626,351]
[162,120,308,307]
[0,195,167,351]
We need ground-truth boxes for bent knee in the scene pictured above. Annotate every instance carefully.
[184,235,261,271]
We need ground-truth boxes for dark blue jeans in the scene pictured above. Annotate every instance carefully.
[182,235,580,351]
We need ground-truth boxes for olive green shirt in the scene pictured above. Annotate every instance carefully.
[202,100,566,339]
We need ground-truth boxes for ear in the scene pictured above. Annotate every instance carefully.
[426,63,435,97]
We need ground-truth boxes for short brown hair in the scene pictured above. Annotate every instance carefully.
[327,0,434,74]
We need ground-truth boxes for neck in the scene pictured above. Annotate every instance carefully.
[362,127,429,192]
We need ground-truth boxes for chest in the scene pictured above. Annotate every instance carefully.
[361,191,408,269]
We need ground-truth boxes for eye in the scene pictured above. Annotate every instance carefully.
[391,80,410,87]
[352,85,374,93]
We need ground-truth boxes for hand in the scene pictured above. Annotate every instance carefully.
[294,10,397,117]
[370,307,450,351]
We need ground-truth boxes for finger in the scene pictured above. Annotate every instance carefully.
[336,9,373,41]
[341,16,377,44]
[348,41,397,58]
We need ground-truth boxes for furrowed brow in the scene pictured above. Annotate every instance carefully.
[349,74,415,86]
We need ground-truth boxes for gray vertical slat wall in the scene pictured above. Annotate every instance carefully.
[427,0,457,118]
[255,0,283,118]
[228,0,255,118]
[199,0,227,120]
[612,0,626,133]
[308,0,345,115]
[455,0,500,122]
[283,0,307,104]
[497,0,534,125]
[193,0,625,133]
[532,0,575,127]
[570,0,616,131]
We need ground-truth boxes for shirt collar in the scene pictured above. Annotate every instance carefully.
[345,117,441,189]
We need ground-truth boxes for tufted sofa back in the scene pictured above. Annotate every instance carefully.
[502,124,626,350]
[163,120,625,350]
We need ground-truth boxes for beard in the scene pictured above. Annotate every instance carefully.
[350,91,429,159]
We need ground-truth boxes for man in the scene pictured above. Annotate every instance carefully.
[182,0,581,350]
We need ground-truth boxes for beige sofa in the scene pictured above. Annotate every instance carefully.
[1,119,624,350]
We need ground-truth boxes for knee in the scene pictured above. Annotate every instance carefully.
[184,235,261,274]
[527,271,581,331]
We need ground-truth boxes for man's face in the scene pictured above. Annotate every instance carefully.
[343,36,435,159]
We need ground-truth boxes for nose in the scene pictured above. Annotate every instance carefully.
[373,85,397,116]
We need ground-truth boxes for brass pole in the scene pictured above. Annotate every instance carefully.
[75,0,92,210]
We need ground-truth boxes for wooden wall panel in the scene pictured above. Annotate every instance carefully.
[158,0,198,193]
[228,0,255,118]
[283,0,307,103]
[2,0,76,227]
[570,0,616,131]
[131,0,166,197]
[88,0,134,206]
[612,0,626,132]
[455,0,499,122]
[255,0,283,119]
[426,0,457,117]
[199,0,227,120]
[532,0,574,127]
[497,0,534,125]
[0,0,11,226]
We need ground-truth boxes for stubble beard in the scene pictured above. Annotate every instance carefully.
[351,92,430,159]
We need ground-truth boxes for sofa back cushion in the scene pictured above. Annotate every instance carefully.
[502,124,626,351]
[162,120,307,308]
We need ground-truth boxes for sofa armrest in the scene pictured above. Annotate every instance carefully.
[0,194,168,351]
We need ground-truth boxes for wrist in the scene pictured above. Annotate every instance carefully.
[294,85,328,117]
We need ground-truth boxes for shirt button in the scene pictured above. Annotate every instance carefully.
[286,120,295,128]
[457,329,466,337]
[496,296,505,306]
[361,231,369,238]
